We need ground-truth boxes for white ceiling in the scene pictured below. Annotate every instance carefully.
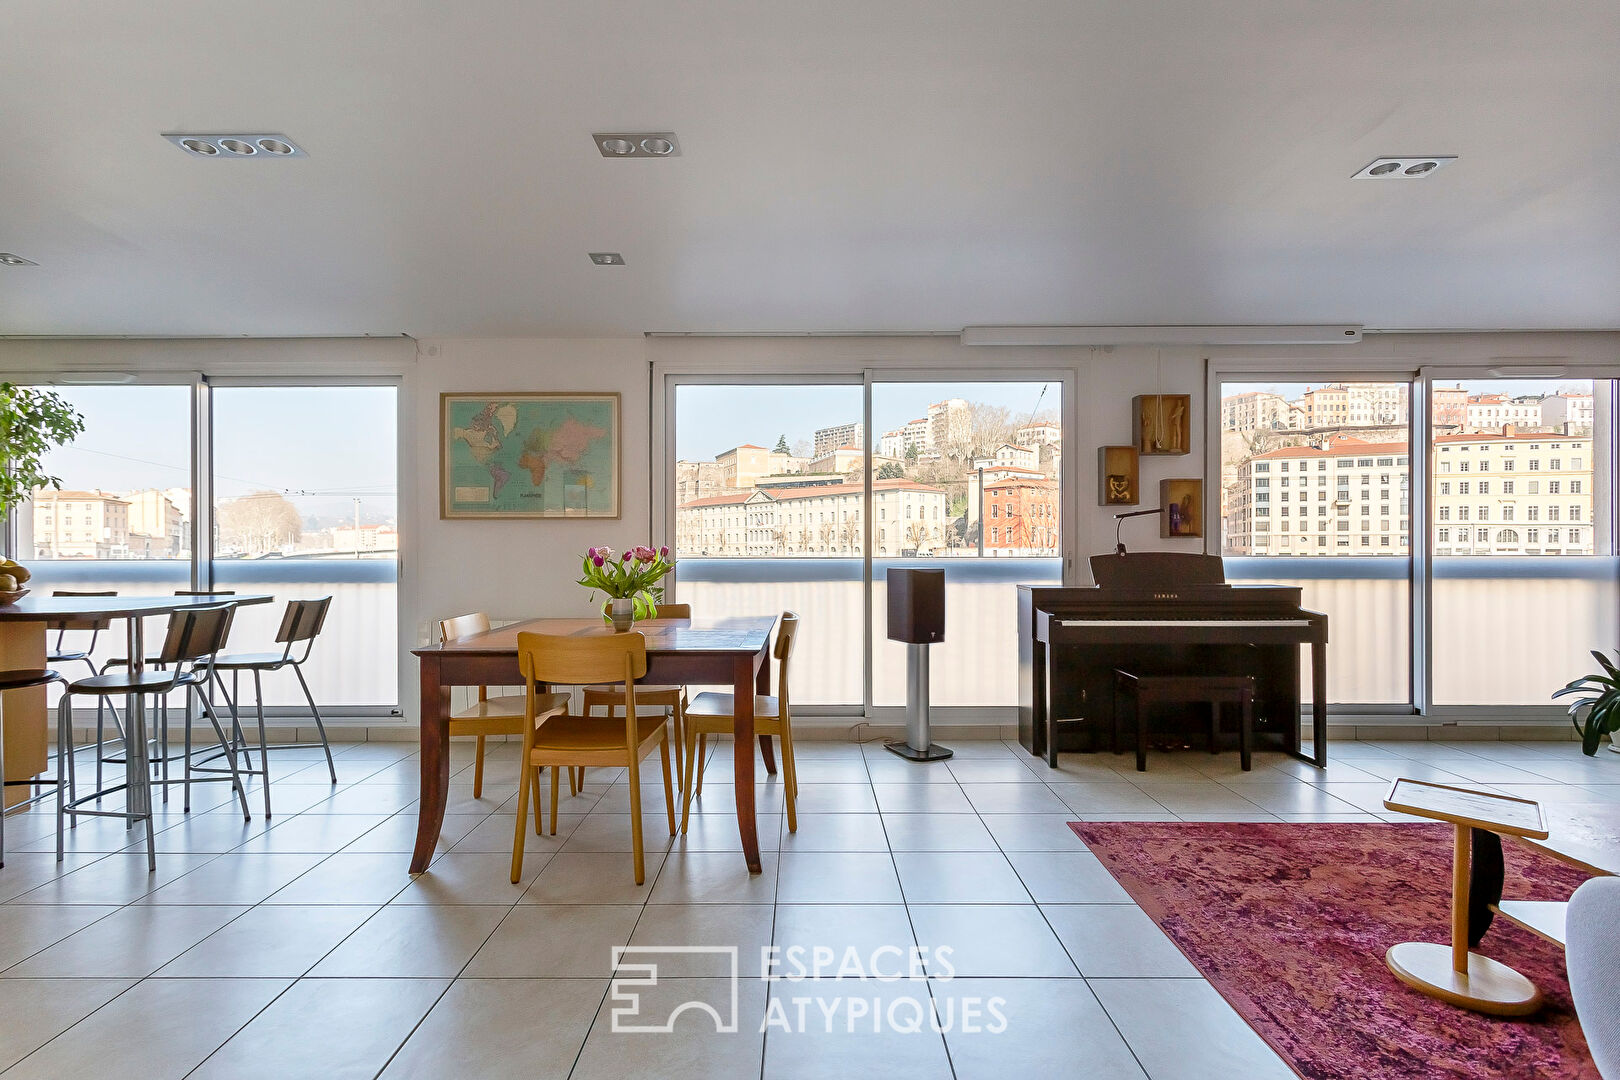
[2,1,1618,337]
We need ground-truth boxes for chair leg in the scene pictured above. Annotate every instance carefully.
[627,753,646,885]
[252,670,272,819]
[472,735,486,799]
[196,690,251,821]
[659,738,676,836]
[182,688,193,812]
[63,702,77,814]
[510,758,532,884]
[694,734,707,796]
[159,695,170,802]
[779,720,799,833]
[671,698,687,792]
[680,726,699,835]
[549,765,560,836]
[56,694,71,862]
[531,762,544,835]
[567,765,577,797]
[127,700,156,872]
[292,666,338,784]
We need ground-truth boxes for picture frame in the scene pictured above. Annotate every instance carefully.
[1098,445,1139,505]
[440,392,621,519]
[1160,478,1203,538]
[1134,394,1192,455]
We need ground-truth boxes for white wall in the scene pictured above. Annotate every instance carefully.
[407,337,654,655]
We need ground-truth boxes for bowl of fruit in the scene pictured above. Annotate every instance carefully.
[0,559,31,605]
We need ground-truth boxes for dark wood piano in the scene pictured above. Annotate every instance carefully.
[1018,552,1329,768]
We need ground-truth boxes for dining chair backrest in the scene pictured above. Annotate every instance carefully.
[599,601,691,620]
[774,611,799,711]
[276,597,331,644]
[175,589,236,596]
[155,604,235,668]
[440,611,492,643]
[47,590,117,634]
[518,630,647,689]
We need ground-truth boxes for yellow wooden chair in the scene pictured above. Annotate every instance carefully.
[578,602,691,792]
[510,630,676,884]
[440,612,573,804]
[682,611,800,834]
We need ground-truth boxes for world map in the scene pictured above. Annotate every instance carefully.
[444,395,617,517]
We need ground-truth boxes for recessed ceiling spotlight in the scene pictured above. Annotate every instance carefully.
[0,253,38,267]
[593,132,681,158]
[1352,156,1456,179]
[163,133,306,158]
[589,252,626,265]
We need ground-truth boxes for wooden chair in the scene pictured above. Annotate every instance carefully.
[682,612,800,834]
[511,630,674,884]
[579,603,691,792]
[439,612,537,799]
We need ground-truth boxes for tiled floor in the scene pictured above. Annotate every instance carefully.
[0,734,1614,1078]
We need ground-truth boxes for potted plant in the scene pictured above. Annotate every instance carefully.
[1553,650,1620,756]
[0,382,84,599]
[578,545,675,631]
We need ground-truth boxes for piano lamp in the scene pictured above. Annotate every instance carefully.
[1113,506,1164,556]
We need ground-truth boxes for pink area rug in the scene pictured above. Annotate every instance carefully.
[1068,821,1598,1080]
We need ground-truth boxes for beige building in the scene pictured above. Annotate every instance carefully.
[927,398,969,454]
[676,478,948,556]
[126,488,187,557]
[1465,394,1541,431]
[1014,422,1061,447]
[715,444,773,490]
[1540,393,1594,432]
[1224,429,1593,557]
[32,489,132,559]
[812,422,862,456]
[1221,391,1294,434]
[675,460,725,504]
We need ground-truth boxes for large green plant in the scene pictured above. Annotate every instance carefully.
[0,383,85,520]
[1553,650,1620,756]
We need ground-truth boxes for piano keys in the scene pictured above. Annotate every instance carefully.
[1018,552,1329,768]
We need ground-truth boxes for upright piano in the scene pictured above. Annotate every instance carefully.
[1018,552,1328,767]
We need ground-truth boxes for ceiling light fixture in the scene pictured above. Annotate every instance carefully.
[962,325,1363,346]
[1352,156,1456,180]
[593,132,681,158]
[163,133,307,158]
[0,253,38,267]
[589,252,626,265]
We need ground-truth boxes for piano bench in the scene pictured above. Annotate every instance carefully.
[1112,671,1254,772]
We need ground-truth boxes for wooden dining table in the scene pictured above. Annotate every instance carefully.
[410,614,780,874]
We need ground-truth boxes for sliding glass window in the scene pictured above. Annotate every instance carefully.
[672,381,866,707]
[1428,378,1615,705]
[869,378,1062,708]
[1219,380,1413,705]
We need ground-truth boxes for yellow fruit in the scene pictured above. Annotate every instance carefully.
[8,564,29,584]
[0,574,17,592]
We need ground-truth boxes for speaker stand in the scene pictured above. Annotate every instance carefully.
[885,642,953,762]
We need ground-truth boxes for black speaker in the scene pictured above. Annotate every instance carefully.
[886,567,945,644]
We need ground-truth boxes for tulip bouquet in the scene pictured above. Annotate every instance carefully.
[578,545,676,626]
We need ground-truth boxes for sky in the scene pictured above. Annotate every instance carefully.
[38,385,398,524]
[674,380,1060,461]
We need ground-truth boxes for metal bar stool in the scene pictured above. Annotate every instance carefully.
[211,597,337,819]
[100,590,239,801]
[0,668,66,868]
[1113,670,1254,772]
[58,604,251,870]
[48,590,125,793]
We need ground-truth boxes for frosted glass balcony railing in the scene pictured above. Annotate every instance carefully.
[1432,557,1620,706]
[29,559,397,710]
[678,558,1061,710]
[1224,557,1410,705]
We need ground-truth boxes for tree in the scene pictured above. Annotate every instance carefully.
[877,462,905,480]
[217,491,302,556]
[955,402,1017,463]
[791,438,811,459]
[1,383,84,522]
[774,434,790,455]
[904,442,919,464]
[838,519,861,553]
[905,521,929,552]
[818,521,836,552]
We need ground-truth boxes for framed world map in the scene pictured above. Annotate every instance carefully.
[440,392,620,518]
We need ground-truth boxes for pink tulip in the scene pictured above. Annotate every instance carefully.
[659,546,670,559]
[586,547,597,558]
[621,551,633,562]
[592,554,605,567]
